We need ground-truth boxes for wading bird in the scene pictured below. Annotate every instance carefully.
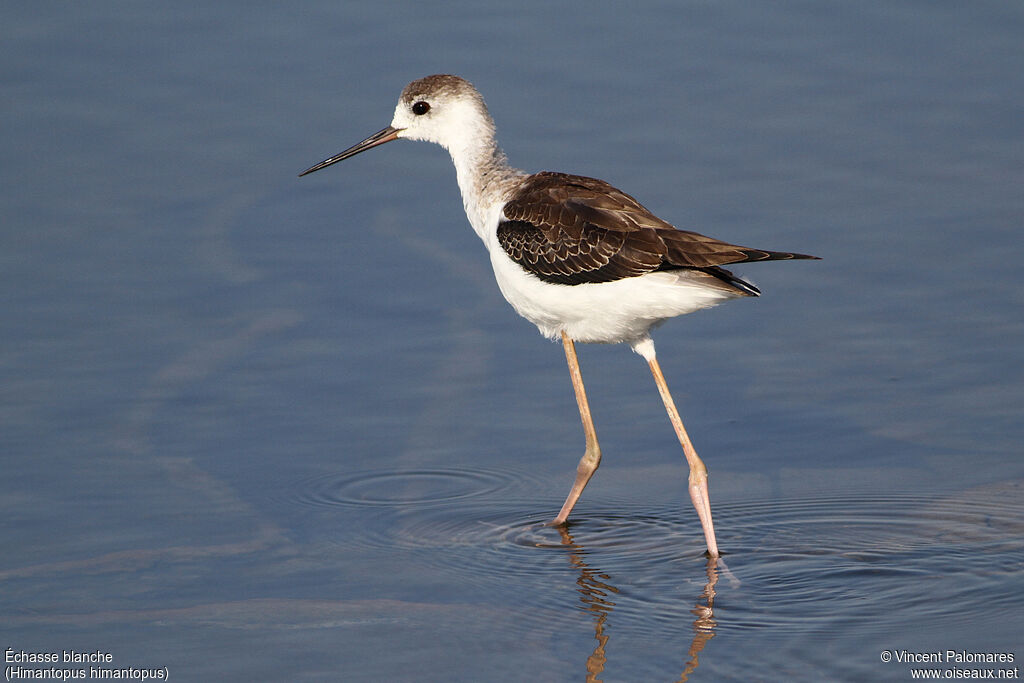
[300,75,817,556]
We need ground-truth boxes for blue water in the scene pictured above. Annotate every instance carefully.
[3,2,1023,681]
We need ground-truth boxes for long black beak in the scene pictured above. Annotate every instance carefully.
[298,126,402,177]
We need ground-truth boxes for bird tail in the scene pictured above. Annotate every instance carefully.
[699,266,761,296]
[736,248,820,263]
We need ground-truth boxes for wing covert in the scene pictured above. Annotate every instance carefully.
[497,172,817,286]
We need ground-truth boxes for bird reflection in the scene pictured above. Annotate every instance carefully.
[677,556,719,682]
[553,526,721,682]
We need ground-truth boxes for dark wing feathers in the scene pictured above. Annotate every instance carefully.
[498,219,663,285]
[497,172,816,288]
[658,229,813,268]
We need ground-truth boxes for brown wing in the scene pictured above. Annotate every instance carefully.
[497,172,816,287]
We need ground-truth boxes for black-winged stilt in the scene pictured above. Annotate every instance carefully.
[300,74,818,556]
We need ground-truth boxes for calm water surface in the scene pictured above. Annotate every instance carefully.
[3,2,1022,681]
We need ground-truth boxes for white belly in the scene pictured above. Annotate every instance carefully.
[488,249,744,345]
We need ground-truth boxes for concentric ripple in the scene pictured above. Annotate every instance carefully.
[289,466,523,508]
[284,465,1024,649]
[698,484,1024,637]
[305,478,1024,643]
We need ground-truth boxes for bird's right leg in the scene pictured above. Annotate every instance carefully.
[551,331,601,525]
[646,353,720,557]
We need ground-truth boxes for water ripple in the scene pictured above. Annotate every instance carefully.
[288,469,1024,646]
[288,466,525,508]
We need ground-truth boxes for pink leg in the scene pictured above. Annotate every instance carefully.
[552,332,601,525]
[647,356,720,557]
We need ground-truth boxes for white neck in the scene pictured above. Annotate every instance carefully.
[443,117,524,244]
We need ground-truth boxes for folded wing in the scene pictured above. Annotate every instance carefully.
[497,172,817,290]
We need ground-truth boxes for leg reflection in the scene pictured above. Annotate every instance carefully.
[554,526,722,682]
[555,526,617,682]
[676,556,720,682]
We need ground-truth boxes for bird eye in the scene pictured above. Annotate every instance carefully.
[412,101,430,115]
